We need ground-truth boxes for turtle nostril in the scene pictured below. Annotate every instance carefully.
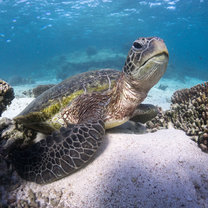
[133,42,143,50]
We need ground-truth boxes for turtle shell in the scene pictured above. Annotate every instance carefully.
[15,69,120,134]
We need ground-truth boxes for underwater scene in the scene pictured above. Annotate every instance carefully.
[1,0,208,207]
[1,0,207,83]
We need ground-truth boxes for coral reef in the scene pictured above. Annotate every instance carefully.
[86,46,97,57]
[0,81,21,206]
[146,82,208,152]
[0,117,37,207]
[0,80,14,116]
[56,57,124,80]
[0,156,22,207]
[8,76,35,86]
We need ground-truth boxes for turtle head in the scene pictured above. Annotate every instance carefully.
[123,37,169,89]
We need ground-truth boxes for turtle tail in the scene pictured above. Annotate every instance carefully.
[10,119,105,184]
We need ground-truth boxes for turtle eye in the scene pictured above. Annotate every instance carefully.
[133,42,143,50]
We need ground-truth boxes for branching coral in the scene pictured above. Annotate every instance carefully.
[146,82,208,152]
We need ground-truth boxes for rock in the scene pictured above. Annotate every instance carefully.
[0,118,23,155]
[0,157,22,207]
[0,80,14,116]
[22,84,55,98]
[0,117,12,130]
[22,89,33,97]
[32,84,55,98]
[0,117,37,161]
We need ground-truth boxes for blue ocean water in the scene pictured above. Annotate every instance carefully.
[0,0,207,84]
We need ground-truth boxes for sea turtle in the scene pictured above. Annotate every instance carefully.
[2,37,169,184]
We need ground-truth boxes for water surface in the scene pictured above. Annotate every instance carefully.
[0,0,207,84]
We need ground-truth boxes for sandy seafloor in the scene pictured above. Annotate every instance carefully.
[1,76,208,208]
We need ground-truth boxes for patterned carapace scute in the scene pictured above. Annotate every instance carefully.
[146,82,208,153]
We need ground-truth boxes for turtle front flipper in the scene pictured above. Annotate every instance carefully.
[130,104,159,124]
[11,119,105,184]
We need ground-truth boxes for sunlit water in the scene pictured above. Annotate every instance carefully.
[0,0,207,84]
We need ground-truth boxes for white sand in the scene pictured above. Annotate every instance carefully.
[2,98,34,119]
[13,129,208,208]
[1,76,208,207]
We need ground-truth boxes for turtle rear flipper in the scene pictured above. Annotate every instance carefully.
[11,119,105,184]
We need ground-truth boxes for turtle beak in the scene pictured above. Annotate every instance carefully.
[140,37,169,68]
[153,37,169,58]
